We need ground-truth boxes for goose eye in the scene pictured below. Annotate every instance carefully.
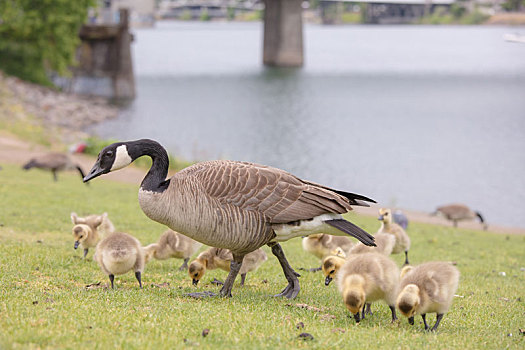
[330,270,335,275]
[194,273,198,278]
[106,151,114,158]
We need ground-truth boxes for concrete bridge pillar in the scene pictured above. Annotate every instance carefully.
[263,0,304,67]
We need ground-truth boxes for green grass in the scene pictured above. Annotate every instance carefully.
[0,163,524,349]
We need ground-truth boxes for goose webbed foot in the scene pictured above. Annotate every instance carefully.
[185,291,218,299]
[178,258,189,271]
[268,242,300,299]
[211,278,224,286]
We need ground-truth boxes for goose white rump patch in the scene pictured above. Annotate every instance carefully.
[111,145,132,171]
[271,213,344,242]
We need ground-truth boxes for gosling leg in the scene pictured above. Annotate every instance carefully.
[365,303,373,315]
[179,258,189,271]
[268,242,300,299]
[135,271,142,289]
[389,305,398,322]
[431,313,444,332]
[109,274,115,289]
[240,273,246,286]
[83,248,89,259]
[404,251,409,265]
[361,304,366,320]
[422,314,429,330]
[219,256,243,297]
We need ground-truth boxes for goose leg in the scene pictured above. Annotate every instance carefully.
[83,248,89,259]
[268,242,300,299]
[421,314,429,330]
[219,255,243,297]
[135,271,142,289]
[240,273,246,286]
[109,274,115,289]
[179,258,189,271]
[52,169,58,182]
[389,305,398,322]
[431,313,444,332]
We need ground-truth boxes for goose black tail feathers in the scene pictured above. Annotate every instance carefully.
[333,190,377,207]
[324,219,376,246]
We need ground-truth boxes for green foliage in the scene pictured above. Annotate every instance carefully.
[0,163,524,348]
[226,7,235,21]
[417,7,489,25]
[0,0,94,86]
[341,12,362,24]
[180,9,192,21]
[501,0,525,11]
[200,8,211,22]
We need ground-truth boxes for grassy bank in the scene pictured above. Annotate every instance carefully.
[0,163,523,349]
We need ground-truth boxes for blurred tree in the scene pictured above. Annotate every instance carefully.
[501,0,525,11]
[0,0,94,86]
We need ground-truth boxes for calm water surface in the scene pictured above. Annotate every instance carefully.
[92,22,525,228]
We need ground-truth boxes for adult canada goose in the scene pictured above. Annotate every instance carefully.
[396,261,460,331]
[22,152,87,183]
[144,229,202,270]
[71,212,115,258]
[433,204,487,230]
[377,208,411,265]
[94,232,145,289]
[83,139,376,299]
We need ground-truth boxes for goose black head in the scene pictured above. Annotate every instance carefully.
[83,142,132,182]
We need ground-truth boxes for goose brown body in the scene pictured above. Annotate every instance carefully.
[23,152,86,182]
[434,204,487,230]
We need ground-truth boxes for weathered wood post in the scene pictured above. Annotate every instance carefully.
[114,8,135,99]
[263,0,304,67]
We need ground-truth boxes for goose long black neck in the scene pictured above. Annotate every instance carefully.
[129,139,170,193]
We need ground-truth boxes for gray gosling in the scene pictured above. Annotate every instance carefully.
[396,261,460,331]
[337,253,399,323]
[71,212,115,258]
[188,247,267,287]
[378,208,411,265]
[94,232,145,289]
[433,204,487,230]
[23,152,87,183]
[348,232,396,256]
[144,229,202,270]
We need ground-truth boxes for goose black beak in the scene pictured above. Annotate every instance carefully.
[83,162,106,182]
[324,276,332,286]
[192,279,199,286]
[378,215,384,221]
[74,241,80,249]
[354,312,361,323]
[408,316,414,325]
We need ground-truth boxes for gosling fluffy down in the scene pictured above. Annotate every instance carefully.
[348,232,396,256]
[188,247,267,287]
[322,254,346,286]
[377,208,411,265]
[302,234,355,260]
[71,212,115,258]
[94,232,145,289]
[144,229,202,270]
[337,253,400,323]
[396,261,460,331]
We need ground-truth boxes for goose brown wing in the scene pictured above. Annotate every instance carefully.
[183,160,367,224]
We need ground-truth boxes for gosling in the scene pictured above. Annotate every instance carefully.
[71,212,115,258]
[189,247,267,287]
[94,232,145,289]
[144,229,202,270]
[377,208,411,265]
[348,232,396,256]
[302,234,354,271]
[322,254,346,286]
[337,253,399,323]
[396,261,460,331]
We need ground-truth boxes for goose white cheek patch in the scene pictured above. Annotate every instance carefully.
[111,145,132,171]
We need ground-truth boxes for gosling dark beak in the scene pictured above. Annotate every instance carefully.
[324,276,332,286]
[408,316,414,325]
[74,241,80,249]
[192,279,199,286]
[378,215,384,221]
[354,312,361,323]
[83,162,106,182]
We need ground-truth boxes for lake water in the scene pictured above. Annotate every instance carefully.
[92,22,525,228]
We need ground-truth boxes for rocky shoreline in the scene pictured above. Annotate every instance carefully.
[0,71,119,144]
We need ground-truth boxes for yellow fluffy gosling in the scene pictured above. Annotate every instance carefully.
[322,254,346,286]
[396,261,460,331]
[94,232,145,289]
[144,229,202,270]
[70,212,115,258]
[377,208,411,265]
[302,234,355,259]
[337,253,399,323]
[188,247,267,287]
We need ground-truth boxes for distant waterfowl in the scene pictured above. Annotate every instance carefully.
[393,210,409,230]
[144,229,202,270]
[377,208,411,265]
[188,247,267,287]
[83,139,376,299]
[433,204,487,230]
[94,232,145,289]
[22,152,87,183]
[396,261,460,331]
[336,253,399,323]
[71,212,115,258]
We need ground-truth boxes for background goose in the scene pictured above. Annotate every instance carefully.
[22,152,87,183]
[83,139,376,299]
[144,229,202,270]
[433,204,487,230]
